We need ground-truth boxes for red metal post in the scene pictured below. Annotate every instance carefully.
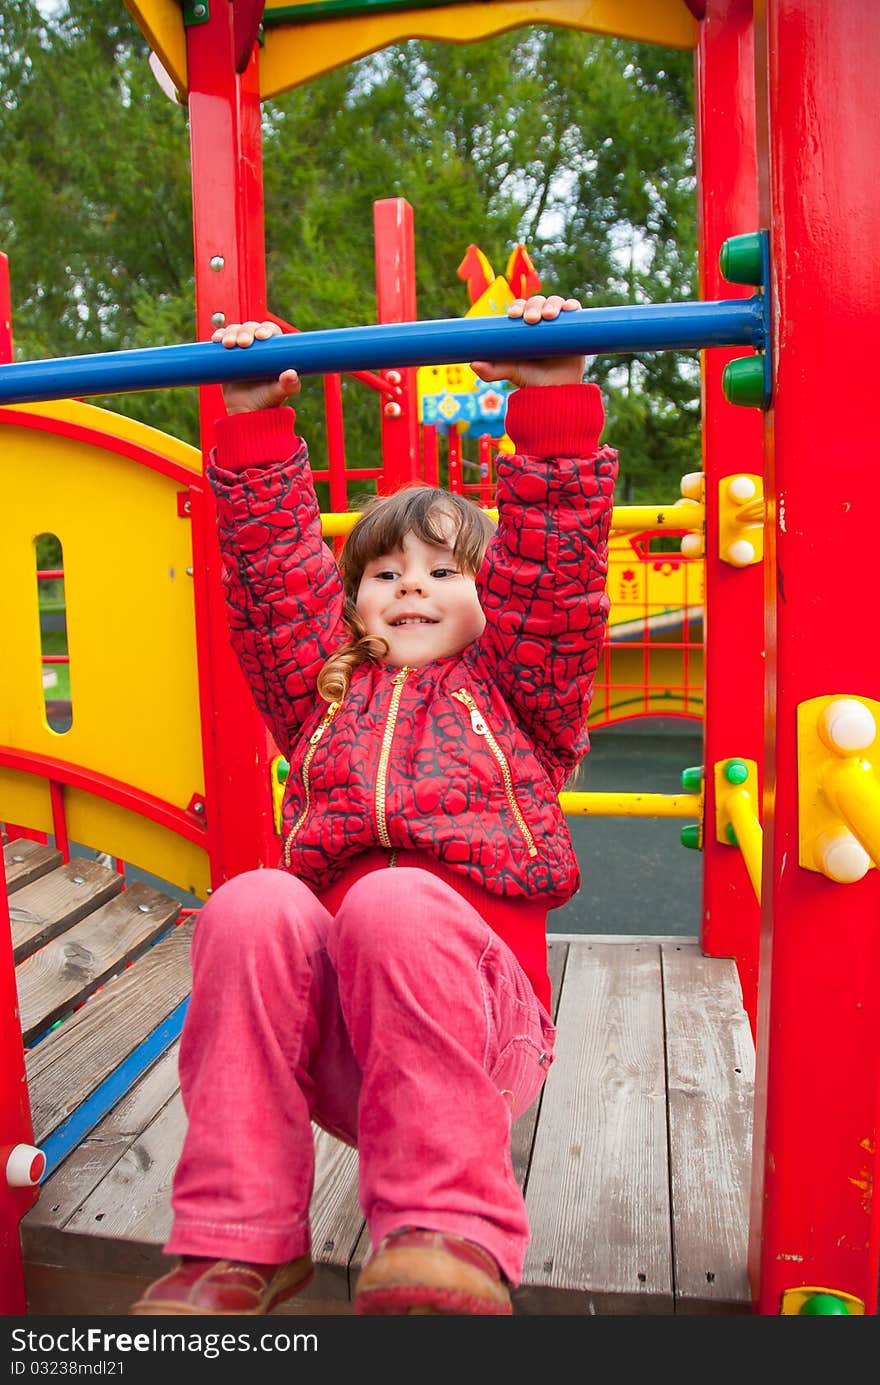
[447,430,463,494]
[694,0,763,1032]
[185,6,279,887]
[324,372,347,556]
[373,199,420,491]
[478,435,493,508]
[749,0,880,1314]
[0,860,39,1312]
[422,423,439,487]
[0,253,12,364]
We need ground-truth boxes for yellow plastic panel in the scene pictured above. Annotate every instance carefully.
[63,787,210,900]
[260,1,697,98]
[0,768,53,837]
[4,399,203,475]
[124,0,188,98]
[0,407,206,893]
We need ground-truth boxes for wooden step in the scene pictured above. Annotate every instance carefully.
[11,858,124,963]
[4,839,64,893]
[16,880,181,1045]
[26,917,191,1148]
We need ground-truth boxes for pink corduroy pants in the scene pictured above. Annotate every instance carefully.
[164,865,556,1284]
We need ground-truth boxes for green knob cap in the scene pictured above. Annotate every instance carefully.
[725,759,749,785]
[720,232,764,287]
[275,757,290,784]
[798,1293,851,1315]
[725,823,738,846]
[680,824,701,851]
[723,355,765,409]
[681,765,704,792]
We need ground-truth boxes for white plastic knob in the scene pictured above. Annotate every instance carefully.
[6,1143,46,1187]
[725,539,756,567]
[680,533,704,558]
[819,698,877,755]
[728,475,757,503]
[814,828,872,884]
[679,472,704,500]
[383,401,402,418]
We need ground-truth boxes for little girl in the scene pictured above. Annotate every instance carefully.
[130,295,618,1317]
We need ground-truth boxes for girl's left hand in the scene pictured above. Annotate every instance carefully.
[470,295,585,389]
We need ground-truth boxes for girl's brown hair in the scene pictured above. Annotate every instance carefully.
[317,484,496,702]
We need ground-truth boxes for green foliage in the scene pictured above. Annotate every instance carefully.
[1,3,698,491]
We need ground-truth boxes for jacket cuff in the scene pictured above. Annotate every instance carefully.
[213,408,301,472]
[505,383,605,458]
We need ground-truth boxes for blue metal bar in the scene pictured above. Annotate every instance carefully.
[38,999,188,1180]
[0,298,766,407]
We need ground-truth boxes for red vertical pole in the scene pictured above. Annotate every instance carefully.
[373,199,420,492]
[0,864,39,1312]
[0,253,12,364]
[694,0,764,1032]
[478,435,493,508]
[447,431,463,494]
[185,6,278,887]
[422,424,439,487]
[749,0,880,1314]
[324,372,347,556]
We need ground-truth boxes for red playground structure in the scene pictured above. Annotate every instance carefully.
[1,0,879,1316]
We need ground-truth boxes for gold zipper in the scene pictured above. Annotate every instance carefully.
[375,667,412,848]
[451,688,538,857]
[282,701,341,866]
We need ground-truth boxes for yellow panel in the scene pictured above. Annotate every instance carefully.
[124,0,188,97]
[0,418,204,840]
[591,645,704,725]
[260,1,697,98]
[63,787,211,900]
[0,768,53,836]
[4,399,202,475]
[606,533,705,629]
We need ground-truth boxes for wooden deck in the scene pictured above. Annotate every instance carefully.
[7,839,755,1316]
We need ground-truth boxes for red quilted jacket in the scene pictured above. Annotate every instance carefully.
[209,384,618,1006]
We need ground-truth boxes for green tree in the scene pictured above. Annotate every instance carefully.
[1,5,698,495]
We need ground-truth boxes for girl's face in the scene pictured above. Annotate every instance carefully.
[356,513,486,668]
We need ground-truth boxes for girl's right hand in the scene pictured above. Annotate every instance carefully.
[211,320,301,415]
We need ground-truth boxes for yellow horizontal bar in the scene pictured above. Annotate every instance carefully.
[727,788,763,901]
[612,504,704,534]
[320,502,704,538]
[822,757,880,868]
[559,791,702,818]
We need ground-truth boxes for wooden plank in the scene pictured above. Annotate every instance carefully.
[4,839,63,893]
[16,882,180,1045]
[11,858,124,962]
[305,1129,362,1303]
[25,1265,352,1317]
[511,939,568,1185]
[517,941,673,1314]
[661,943,754,1314]
[48,1092,188,1276]
[23,1043,182,1239]
[26,1265,172,1318]
[26,919,193,1144]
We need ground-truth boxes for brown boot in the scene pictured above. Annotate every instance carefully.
[129,1254,314,1315]
[354,1229,512,1315]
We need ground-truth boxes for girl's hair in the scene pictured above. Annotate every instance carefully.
[317,484,496,703]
